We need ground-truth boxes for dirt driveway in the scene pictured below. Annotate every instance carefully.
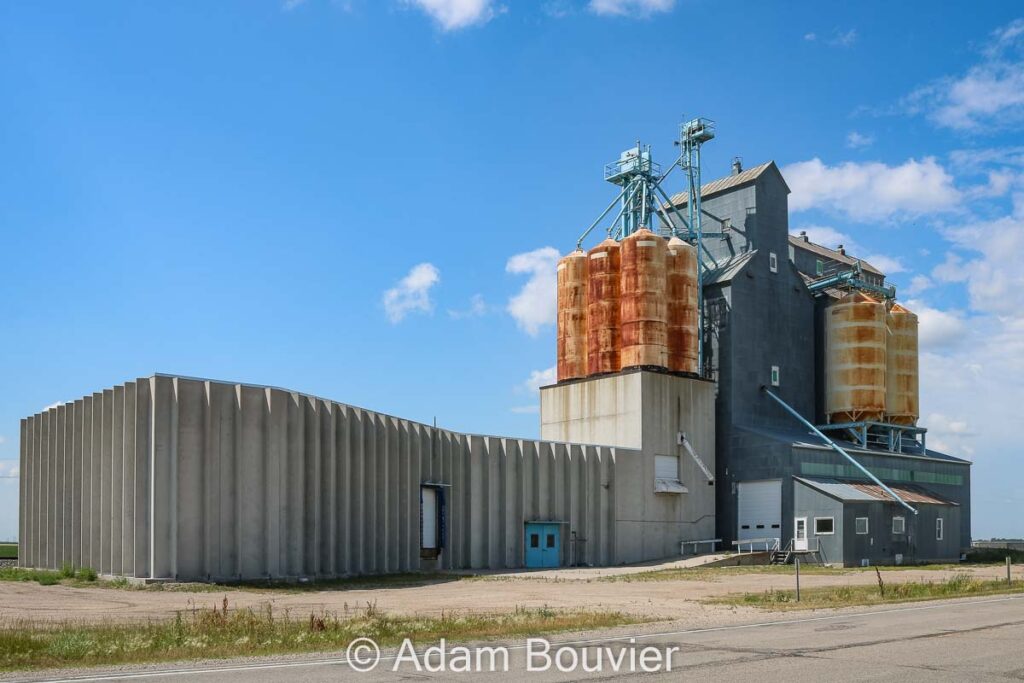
[1,562,1020,627]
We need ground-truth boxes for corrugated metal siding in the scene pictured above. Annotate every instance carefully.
[20,375,625,579]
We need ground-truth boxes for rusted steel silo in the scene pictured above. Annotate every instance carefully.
[665,236,699,374]
[586,238,622,376]
[885,303,920,425]
[825,291,887,423]
[556,249,588,381]
[620,228,668,369]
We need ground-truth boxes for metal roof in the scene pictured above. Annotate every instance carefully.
[703,250,756,285]
[794,477,958,506]
[789,235,884,276]
[666,161,781,207]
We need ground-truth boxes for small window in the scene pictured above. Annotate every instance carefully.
[722,218,732,231]
[893,516,906,534]
[655,454,679,481]
[546,534,556,548]
[855,517,869,535]
[814,517,835,535]
[529,533,540,548]
[788,244,795,262]
[770,365,780,387]
[936,517,944,541]
[815,259,824,276]
[769,252,778,272]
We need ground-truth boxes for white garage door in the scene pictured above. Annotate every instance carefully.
[737,480,782,541]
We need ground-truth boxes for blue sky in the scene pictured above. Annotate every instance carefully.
[2,0,1022,540]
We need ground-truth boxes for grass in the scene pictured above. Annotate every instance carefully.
[0,599,642,671]
[0,544,17,560]
[0,565,100,588]
[965,547,1024,564]
[710,572,1024,610]
[601,561,992,583]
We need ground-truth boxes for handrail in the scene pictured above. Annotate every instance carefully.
[731,537,779,553]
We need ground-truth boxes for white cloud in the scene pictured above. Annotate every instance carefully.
[845,131,874,149]
[588,0,674,17]
[903,274,932,296]
[924,413,976,458]
[793,225,859,251]
[522,366,556,394]
[0,436,6,445]
[405,0,499,31]
[803,32,817,42]
[828,28,858,47]
[903,19,1024,131]
[0,462,19,478]
[510,365,556,415]
[41,401,64,412]
[447,293,488,319]
[282,0,308,10]
[938,196,1024,317]
[783,157,960,220]
[383,262,440,323]
[506,246,560,336]
[863,253,906,275]
[905,299,967,350]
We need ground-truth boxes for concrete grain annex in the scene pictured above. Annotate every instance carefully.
[18,372,714,581]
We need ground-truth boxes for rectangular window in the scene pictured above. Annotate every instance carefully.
[855,517,869,535]
[722,218,731,231]
[815,259,824,276]
[893,516,906,535]
[771,365,780,387]
[936,518,944,541]
[546,533,556,549]
[788,244,795,262]
[814,517,835,535]
[655,454,679,481]
[769,251,778,272]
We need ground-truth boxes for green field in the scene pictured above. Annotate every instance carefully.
[0,544,17,560]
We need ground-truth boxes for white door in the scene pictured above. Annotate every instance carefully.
[737,480,782,541]
[421,487,438,550]
[794,517,808,551]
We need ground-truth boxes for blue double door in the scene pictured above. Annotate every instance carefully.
[524,522,561,568]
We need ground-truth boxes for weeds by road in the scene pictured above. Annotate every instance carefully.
[0,599,641,671]
[599,562,975,583]
[710,573,1024,610]
[0,544,17,560]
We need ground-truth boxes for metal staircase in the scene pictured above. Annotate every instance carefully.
[770,539,826,565]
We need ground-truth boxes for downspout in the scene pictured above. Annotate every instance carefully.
[760,387,918,515]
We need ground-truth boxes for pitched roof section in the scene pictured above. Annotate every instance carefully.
[789,235,884,276]
[703,250,756,285]
[795,477,958,506]
[666,161,786,207]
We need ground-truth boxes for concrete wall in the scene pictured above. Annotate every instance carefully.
[540,370,717,558]
[20,375,633,580]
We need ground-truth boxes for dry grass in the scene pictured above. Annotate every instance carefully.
[602,562,986,583]
[710,573,1024,610]
[0,598,642,671]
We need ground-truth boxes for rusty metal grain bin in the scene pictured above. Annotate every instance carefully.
[885,303,920,425]
[620,228,668,369]
[825,291,887,423]
[665,236,699,374]
[556,249,588,381]
[587,238,621,376]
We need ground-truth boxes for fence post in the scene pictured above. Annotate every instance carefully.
[796,558,801,602]
[1008,556,1012,587]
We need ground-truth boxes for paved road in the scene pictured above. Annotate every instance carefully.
[15,595,1024,682]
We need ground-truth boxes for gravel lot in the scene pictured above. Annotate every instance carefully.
[1,561,1020,628]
